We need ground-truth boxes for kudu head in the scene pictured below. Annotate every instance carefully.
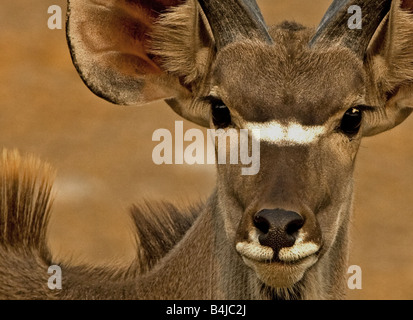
[67,0,413,290]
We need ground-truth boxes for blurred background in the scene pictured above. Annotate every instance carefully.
[0,0,412,299]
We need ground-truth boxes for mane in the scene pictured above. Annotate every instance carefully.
[0,149,56,299]
[0,149,55,256]
[129,200,202,274]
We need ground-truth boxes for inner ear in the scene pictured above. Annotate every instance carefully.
[67,0,189,106]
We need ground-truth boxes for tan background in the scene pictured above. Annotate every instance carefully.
[1,0,412,299]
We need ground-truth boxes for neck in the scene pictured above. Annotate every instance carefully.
[134,191,260,299]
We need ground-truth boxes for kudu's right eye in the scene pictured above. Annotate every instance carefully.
[211,100,232,129]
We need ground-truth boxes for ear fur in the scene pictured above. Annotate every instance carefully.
[364,0,413,135]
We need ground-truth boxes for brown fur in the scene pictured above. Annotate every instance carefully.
[1,0,412,300]
[0,150,56,299]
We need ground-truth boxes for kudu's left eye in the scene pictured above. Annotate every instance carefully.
[340,107,362,136]
[211,100,232,129]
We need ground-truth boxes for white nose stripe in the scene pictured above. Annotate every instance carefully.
[246,121,326,145]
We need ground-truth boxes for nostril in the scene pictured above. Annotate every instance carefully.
[253,214,270,234]
[285,218,304,236]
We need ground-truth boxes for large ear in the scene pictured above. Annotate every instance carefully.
[363,0,413,136]
[66,0,214,127]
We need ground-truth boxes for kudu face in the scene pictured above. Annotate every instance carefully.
[67,0,413,292]
[211,41,364,287]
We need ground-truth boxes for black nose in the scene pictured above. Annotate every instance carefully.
[253,209,304,253]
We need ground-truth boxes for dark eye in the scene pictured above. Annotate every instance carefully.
[211,100,232,129]
[340,107,362,136]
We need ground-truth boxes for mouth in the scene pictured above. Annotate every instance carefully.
[235,240,321,288]
[235,240,320,265]
[235,228,321,264]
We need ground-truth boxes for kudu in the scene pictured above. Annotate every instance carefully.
[0,0,412,300]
